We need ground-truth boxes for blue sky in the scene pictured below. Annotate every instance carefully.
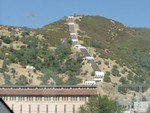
[0,0,150,28]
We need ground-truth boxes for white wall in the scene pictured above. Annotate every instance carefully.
[3,96,88,113]
[83,80,96,86]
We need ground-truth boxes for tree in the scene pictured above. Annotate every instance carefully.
[78,95,121,113]
[3,73,13,85]
[1,36,12,44]
[0,39,2,46]
[10,68,16,78]
[66,72,82,85]
[118,86,127,94]
[15,75,28,85]
[56,41,71,59]
[1,58,9,73]
[112,65,120,77]
[40,69,64,85]
[147,104,150,113]
[104,71,111,82]
[119,77,129,84]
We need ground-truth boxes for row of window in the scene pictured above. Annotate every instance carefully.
[2,96,87,101]
[11,104,76,113]
[95,75,104,78]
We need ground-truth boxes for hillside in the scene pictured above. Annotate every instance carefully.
[0,19,82,85]
[76,16,150,85]
[0,15,150,90]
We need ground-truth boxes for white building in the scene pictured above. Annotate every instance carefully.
[82,80,96,86]
[85,56,94,60]
[68,16,74,19]
[26,65,35,70]
[78,45,86,49]
[94,71,104,82]
[72,39,78,42]
[70,33,76,35]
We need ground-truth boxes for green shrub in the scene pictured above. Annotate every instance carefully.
[91,71,95,76]
[0,40,2,46]
[3,73,12,85]
[15,75,28,85]
[104,61,109,65]
[112,65,119,77]
[118,86,127,94]
[1,36,12,44]
[104,74,111,82]
[119,77,129,84]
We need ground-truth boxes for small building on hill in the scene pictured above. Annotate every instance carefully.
[82,80,96,86]
[94,71,104,82]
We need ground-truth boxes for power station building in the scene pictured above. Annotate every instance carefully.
[0,85,97,113]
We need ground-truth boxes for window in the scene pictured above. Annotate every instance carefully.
[44,96,51,101]
[73,104,75,113]
[62,96,68,101]
[10,96,16,101]
[53,96,60,101]
[35,96,42,101]
[27,97,34,101]
[70,96,78,101]
[79,96,86,101]
[18,96,25,101]
[2,96,8,101]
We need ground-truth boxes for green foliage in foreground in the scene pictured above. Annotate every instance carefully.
[79,95,121,113]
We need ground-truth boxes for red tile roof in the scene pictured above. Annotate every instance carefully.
[0,89,97,96]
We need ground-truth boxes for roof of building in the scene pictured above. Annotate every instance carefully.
[0,86,97,96]
[0,98,14,113]
[0,85,96,88]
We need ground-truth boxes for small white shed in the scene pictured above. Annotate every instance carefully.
[94,71,104,82]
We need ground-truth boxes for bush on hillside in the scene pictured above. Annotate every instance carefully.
[112,65,120,77]
[1,36,13,44]
[104,71,111,82]
[119,77,129,84]
[15,75,28,85]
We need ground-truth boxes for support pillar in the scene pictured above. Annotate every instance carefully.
[12,104,14,111]
[73,104,75,113]
[46,104,48,113]
[29,104,31,113]
[64,104,66,113]
[37,104,40,113]
[55,104,57,113]
[20,104,22,113]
